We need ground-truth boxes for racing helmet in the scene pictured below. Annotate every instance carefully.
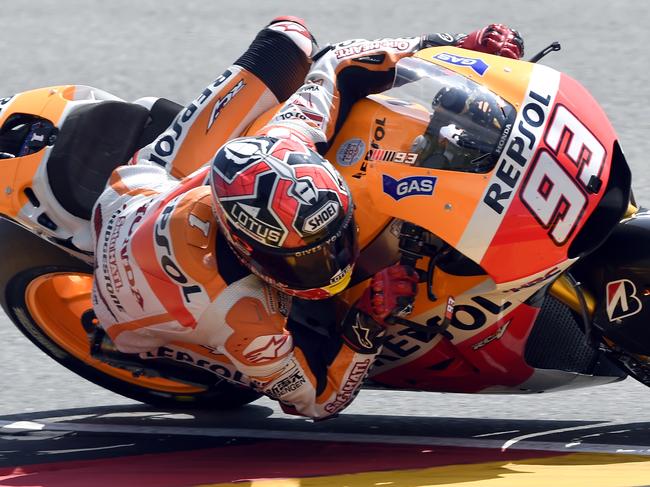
[210,135,359,299]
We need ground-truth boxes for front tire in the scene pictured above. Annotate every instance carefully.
[0,219,259,409]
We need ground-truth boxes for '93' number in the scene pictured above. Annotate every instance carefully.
[521,106,606,245]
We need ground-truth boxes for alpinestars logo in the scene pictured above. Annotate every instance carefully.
[606,279,642,322]
[243,334,293,364]
[352,314,373,350]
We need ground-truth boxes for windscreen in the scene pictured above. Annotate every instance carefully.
[384,57,516,173]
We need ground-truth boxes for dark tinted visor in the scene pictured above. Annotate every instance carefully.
[248,212,359,291]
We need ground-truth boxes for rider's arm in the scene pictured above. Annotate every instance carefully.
[259,25,523,153]
[265,263,419,419]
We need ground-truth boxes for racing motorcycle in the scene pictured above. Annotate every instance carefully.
[0,44,647,410]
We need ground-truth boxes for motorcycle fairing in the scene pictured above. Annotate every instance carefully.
[320,49,627,392]
[368,279,539,393]
[0,85,130,254]
[573,209,650,356]
[327,48,621,287]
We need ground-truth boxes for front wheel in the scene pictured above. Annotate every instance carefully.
[0,220,259,409]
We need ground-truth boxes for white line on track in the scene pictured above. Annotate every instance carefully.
[501,421,623,450]
[1,419,649,457]
[39,443,136,455]
[472,429,520,438]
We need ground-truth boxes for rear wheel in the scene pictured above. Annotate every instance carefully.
[0,220,260,409]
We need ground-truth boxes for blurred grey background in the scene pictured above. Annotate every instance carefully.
[1,0,649,420]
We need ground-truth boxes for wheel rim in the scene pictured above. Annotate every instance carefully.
[25,272,204,394]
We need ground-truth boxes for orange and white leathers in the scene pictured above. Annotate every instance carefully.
[91,27,465,418]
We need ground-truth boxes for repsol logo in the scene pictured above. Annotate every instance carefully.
[149,69,234,167]
[374,295,512,368]
[143,347,246,384]
[354,118,386,178]
[230,202,284,246]
[483,90,552,215]
[303,201,339,233]
[154,201,202,303]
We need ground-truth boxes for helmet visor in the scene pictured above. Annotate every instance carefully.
[247,211,359,295]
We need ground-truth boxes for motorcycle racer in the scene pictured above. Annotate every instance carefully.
[86,19,523,419]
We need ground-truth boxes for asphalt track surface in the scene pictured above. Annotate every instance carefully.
[1,1,650,485]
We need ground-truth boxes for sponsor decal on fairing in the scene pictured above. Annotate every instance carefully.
[471,320,512,350]
[366,149,418,164]
[433,52,490,76]
[606,279,643,322]
[457,64,560,264]
[382,175,436,201]
[336,138,366,166]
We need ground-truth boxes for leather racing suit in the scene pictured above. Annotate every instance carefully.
[91,22,518,418]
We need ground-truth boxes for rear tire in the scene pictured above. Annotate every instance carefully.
[0,219,260,409]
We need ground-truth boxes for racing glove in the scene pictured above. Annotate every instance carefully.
[457,24,524,59]
[341,264,419,354]
[357,264,420,325]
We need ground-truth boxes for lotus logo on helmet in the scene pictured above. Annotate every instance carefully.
[330,264,353,285]
[230,202,285,246]
[302,200,340,234]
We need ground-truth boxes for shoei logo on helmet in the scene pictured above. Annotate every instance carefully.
[433,53,489,76]
[382,175,437,201]
[302,200,340,234]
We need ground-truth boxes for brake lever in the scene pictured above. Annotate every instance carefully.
[529,41,561,63]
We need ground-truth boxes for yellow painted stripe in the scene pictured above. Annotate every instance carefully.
[196,453,650,487]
